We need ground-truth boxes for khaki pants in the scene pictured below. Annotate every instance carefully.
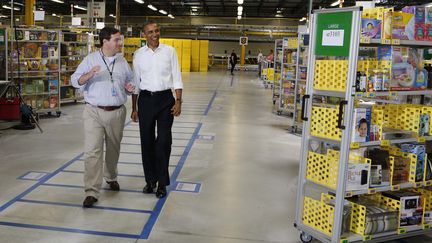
[83,104,126,198]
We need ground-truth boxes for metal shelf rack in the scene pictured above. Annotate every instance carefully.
[295,6,432,243]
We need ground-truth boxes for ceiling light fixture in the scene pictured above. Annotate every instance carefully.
[134,0,144,3]
[238,10,242,15]
[159,9,167,14]
[52,13,57,16]
[237,15,242,20]
[0,14,7,18]
[275,14,283,17]
[2,5,20,11]
[109,14,116,18]
[299,17,306,22]
[50,0,64,3]
[425,3,432,7]
[147,4,157,11]
[238,6,243,12]
[168,14,174,19]
[192,8,197,11]
[9,1,23,6]
[191,6,198,9]
[238,0,244,4]
[73,5,87,11]
[277,10,282,13]
[330,0,340,7]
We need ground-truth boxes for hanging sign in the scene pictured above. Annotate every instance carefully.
[239,36,248,45]
[315,11,352,57]
[88,1,106,18]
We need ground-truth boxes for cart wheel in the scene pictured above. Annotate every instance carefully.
[300,232,313,243]
[277,111,282,115]
[56,111,61,117]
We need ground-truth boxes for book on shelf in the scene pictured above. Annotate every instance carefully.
[48,79,59,94]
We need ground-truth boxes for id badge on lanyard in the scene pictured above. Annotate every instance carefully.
[100,51,117,97]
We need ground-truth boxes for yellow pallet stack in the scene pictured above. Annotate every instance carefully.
[191,40,200,72]
[182,40,191,72]
[199,40,209,72]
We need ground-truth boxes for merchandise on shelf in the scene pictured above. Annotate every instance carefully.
[381,190,423,227]
[361,18,382,39]
[392,12,415,40]
[352,107,372,143]
[401,144,426,182]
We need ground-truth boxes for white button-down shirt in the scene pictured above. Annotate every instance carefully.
[133,44,183,93]
[71,51,134,106]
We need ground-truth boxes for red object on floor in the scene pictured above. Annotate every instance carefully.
[0,97,20,120]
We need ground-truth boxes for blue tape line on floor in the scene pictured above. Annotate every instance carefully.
[139,122,202,239]
[0,153,83,212]
[18,199,153,214]
[0,221,139,239]
[204,91,217,115]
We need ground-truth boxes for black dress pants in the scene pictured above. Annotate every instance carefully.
[230,62,236,74]
[138,90,175,186]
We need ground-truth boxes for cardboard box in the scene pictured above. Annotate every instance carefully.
[426,7,432,24]
[367,148,391,187]
[402,6,426,24]
[347,163,371,191]
[415,23,427,41]
[401,144,426,182]
[392,12,415,40]
[390,47,428,91]
[352,108,371,142]
[362,18,382,39]
[382,191,423,227]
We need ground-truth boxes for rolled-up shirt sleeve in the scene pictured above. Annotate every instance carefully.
[132,52,141,94]
[71,56,90,91]
[171,49,183,90]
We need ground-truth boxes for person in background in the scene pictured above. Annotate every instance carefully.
[230,49,238,75]
[257,49,263,77]
[131,21,183,199]
[267,49,274,67]
[71,27,135,208]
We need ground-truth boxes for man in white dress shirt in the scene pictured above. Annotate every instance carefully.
[131,21,183,199]
[72,27,135,207]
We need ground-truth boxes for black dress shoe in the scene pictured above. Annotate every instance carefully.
[155,186,167,198]
[83,196,98,208]
[143,183,157,194]
[106,181,120,191]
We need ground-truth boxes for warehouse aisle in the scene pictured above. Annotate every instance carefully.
[0,71,430,243]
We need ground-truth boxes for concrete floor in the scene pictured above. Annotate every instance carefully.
[0,71,431,243]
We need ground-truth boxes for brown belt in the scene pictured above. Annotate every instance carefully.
[97,105,122,111]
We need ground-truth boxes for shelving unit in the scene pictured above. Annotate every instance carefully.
[292,33,309,133]
[295,6,432,243]
[277,37,298,116]
[59,32,89,104]
[9,28,61,116]
[272,39,283,106]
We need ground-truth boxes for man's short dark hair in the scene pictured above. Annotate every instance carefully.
[142,20,158,33]
[99,27,119,46]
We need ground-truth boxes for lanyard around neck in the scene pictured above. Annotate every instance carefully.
[100,50,116,83]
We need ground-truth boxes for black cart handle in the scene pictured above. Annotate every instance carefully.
[337,100,348,130]
[301,95,310,121]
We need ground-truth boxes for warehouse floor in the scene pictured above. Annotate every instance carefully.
[0,71,431,243]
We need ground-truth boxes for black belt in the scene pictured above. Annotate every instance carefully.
[140,89,171,96]
[97,105,122,111]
